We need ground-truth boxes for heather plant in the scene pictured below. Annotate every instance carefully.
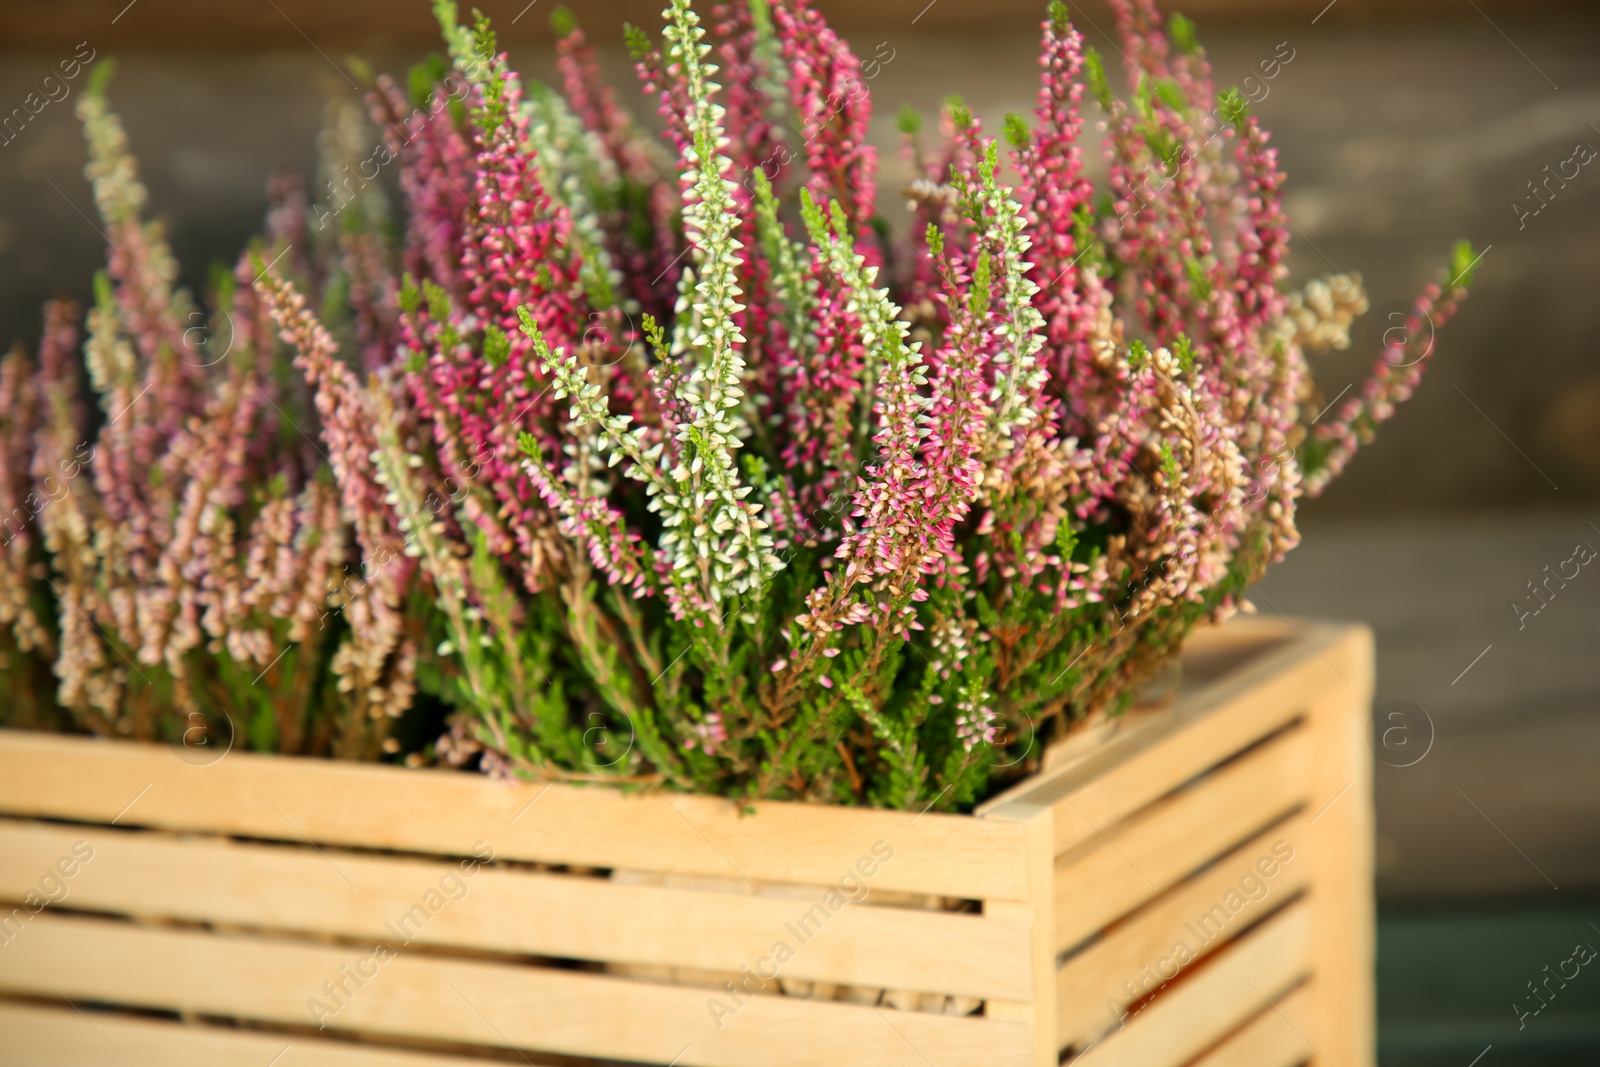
[0,67,422,758]
[254,0,1474,809]
[0,312,77,732]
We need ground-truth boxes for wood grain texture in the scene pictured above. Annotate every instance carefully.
[0,731,1031,901]
[1306,627,1377,1067]
[0,1001,496,1067]
[1055,812,1312,1048]
[1053,725,1311,952]
[1069,901,1312,1067]
[0,912,1033,1067]
[1187,983,1317,1067]
[981,805,1058,1065]
[980,624,1360,862]
[0,818,1030,1000]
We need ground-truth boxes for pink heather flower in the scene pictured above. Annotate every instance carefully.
[773,0,879,225]
[555,14,660,187]
[368,74,474,299]
[684,711,728,753]
[1308,277,1467,496]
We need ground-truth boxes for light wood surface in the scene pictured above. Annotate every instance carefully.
[1306,628,1377,1066]
[0,730,1032,901]
[0,818,1030,1000]
[0,1001,497,1067]
[1053,725,1311,952]
[1056,812,1312,1048]
[0,911,1033,1067]
[982,804,1060,1065]
[1069,900,1313,1066]
[981,623,1358,863]
[1188,983,1317,1067]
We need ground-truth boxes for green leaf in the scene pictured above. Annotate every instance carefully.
[407,55,452,109]
[1159,441,1181,483]
[398,274,421,316]
[482,324,511,368]
[86,59,116,100]
[1084,48,1112,110]
[1218,87,1250,130]
[1054,519,1078,561]
[623,22,653,60]
[947,97,973,131]
[1003,112,1031,148]
[1448,239,1479,288]
[1172,334,1197,374]
[1169,12,1199,55]
[1048,1,1071,34]
[1154,78,1187,112]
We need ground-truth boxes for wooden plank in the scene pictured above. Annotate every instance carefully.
[1306,627,1377,1067]
[0,818,1030,1000]
[982,622,1362,863]
[981,807,1058,1065]
[982,618,1296,801]
[1056,813,1311,1048]
[1070,901,1312,1066]
[0,730,1031,902]
[0,912,1032,1067]
[1188,983,1316,1067]
[1054,727,1311,952]
[0,1000,497,1066]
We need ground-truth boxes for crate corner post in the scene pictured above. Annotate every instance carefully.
[980,800,1059,1067]
[1308,622,1377,1067]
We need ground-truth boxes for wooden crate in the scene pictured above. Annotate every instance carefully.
[0,616,1373,1067]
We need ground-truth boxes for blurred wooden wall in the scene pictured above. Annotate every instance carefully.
[3,0,1592,46]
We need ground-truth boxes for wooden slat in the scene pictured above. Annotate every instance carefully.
[0,818,1030,1000]
[981,806,1059,1065]
[0,730,1030,902]
[1056,813,1311,1048]
[0,1000,496,1067]
[981,622,1362,863]
[1036,621,1295,776]
[1306,627,1377,1067]
[1070,901,1311,1067]
[1188,983,1316,1067]
[1054,727,1311,952]
[0,912,1032,1067]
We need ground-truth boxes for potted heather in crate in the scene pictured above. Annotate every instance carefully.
[0,1,1470,1064]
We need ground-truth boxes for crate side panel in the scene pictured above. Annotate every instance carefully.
[1187,983,1316,1067]
[1068,901,1311,1067]
[980,622,1359,858]
[0,731,1030,901]
[0,1001,500,1067]
[1307,626,1377,1067]
[1053,726,1311,952]
[0,818,1031,1001]
[0,912,1033,1067]
[1055,812,1311,1048]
